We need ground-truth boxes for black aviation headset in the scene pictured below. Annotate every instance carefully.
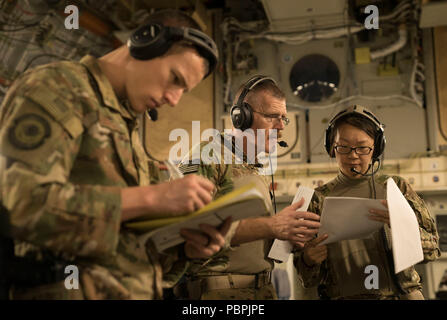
[324,105,386,160]
[230,75,277,131]
[127,22,218,79]
[127,21,218,122]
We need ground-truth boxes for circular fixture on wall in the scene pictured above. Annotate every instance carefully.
[289,54,340,103]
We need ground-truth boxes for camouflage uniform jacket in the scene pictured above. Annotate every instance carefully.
[0,55,185,299]
[294,172,441,299]
[179,132,274,276]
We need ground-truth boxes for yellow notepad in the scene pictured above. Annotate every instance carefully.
[126,180,269,252]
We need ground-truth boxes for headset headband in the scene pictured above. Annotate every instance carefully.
[127,23,218,78]
[328,105,384,131]
[236,76,277,107]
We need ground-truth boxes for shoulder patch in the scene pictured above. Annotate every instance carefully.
[8,113,51,150]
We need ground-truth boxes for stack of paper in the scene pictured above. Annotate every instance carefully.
[317,178,423,273]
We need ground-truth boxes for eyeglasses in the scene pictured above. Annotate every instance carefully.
[334,145,373,155]
[253,111,290,126]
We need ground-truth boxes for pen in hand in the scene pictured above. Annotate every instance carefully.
[165,159,184,180]
[165,159,217,198]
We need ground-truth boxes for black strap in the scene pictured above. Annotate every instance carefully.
[0,204,69,297]
[0,204,12,299]
[0,236,13,300]
[7,256,67,287]
[381,227,407,295]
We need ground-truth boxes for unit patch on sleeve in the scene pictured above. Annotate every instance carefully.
[8,113,51,150]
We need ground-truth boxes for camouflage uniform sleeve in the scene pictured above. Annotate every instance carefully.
[391,176,441,262]
[293,190,325,288]
[160,245,190,289]
[198,161,241,247]
[0,69,121,258]
[181,141,240,247]
[145,161,188,289]
[178,143,240,273]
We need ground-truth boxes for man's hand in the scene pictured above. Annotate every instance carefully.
[303,234,329,266]
[121,175,215,222]
[271,198,321,247]
[153,175,215,215]
[368,200,390,226]
[180,217,232,259]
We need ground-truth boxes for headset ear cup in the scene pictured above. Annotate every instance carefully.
[230,105,243,129]
[128,23,172,60]
[373,132,386,159]
[241,102,254,131]
[231,103,254,131]
[329,143,336,158]
[325,126,335,157]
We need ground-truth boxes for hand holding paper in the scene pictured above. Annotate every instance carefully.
[271,198,320,244]
[303,234,329,266]
[315,178,424,273]
[181,217,232,259]
[368,200,390,226]
[267,186,316,263]
[317,197,385,245]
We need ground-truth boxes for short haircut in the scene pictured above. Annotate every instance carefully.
[233,77,286,110]
[145,9,202,30]
[144,9,209,76]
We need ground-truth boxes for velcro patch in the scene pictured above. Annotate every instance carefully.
[8,113,51,150]
[178,163,200,175]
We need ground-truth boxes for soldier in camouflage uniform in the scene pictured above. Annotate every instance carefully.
[0,10,231,300]
[176,76,321,299]
[294,106,441,299]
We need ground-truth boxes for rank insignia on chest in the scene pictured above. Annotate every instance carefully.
[178,162,200,175]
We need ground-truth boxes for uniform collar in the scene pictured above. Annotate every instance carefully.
[221,131,248,164]
[336,170,370,185]
[221,131,262,168]
[80,55,136,120]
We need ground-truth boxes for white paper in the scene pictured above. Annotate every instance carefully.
[387,177,423,273]
[268,186,314,262]
[318,197,385,245]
